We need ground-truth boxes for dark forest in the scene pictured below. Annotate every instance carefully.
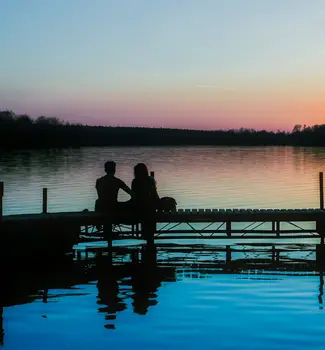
[0,110,324,149]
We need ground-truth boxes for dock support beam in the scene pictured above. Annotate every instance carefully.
[320,172,324,210]
[103,219,113,264]
[226,221,231,237]
[316,220,325,266]
[104,220,113,250]
[272,245,275,261]
[0,182,3,219]
[319,272,324,306]
[272,221,280,237]
[42,188,48,214]
[316,245,325,266]
[131,249,139,264]
[226,246,231,263]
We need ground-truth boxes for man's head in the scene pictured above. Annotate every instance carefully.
[105,161,116,175]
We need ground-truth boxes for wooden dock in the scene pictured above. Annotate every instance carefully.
[1,208,325,255]
[1,172,325,257]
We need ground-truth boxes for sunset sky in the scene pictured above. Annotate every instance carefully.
[1,0,325,130]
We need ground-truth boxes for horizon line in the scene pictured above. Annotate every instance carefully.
[1,109,313,133]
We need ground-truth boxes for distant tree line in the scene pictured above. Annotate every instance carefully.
[0,110,324,149]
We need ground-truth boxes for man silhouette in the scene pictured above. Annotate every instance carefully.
[96,161,132,213]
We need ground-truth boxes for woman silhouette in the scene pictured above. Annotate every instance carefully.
[132,163,159,245]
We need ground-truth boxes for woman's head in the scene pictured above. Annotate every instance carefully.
[134,163,149,178]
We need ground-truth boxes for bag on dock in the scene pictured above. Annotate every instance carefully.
[158,197,177,212]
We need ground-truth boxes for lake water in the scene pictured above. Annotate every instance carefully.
[1,146,325,214]
[1,244,325,350]
[1,146,325,349]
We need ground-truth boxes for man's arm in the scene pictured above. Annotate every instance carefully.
[119,180,133,197]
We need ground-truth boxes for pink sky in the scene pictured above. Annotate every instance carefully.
[6,80,325,131]
[1,1,325,130]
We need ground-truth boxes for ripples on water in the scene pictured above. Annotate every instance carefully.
[1,146,325,214]
[1,244,325,350]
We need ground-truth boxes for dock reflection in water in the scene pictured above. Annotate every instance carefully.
[1,244,325,349]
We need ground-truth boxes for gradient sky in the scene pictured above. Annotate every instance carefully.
[1,0,325,130]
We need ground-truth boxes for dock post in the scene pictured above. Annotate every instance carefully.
[144,220,156,246]
[131,249,139,264]
[271,245,275,261]
[276,221,280,237]
[1,306,4,346]
[317,221,325,243]
[320,172,324,210]
[42,188,48,214]
[316,244,325,267]
[276,250,280,263]
[316,220,325,266]
[104,218,113,252]
[104,224,113,248]
[319,272,324,305]
[226,245,231,263]
[0,182,3,219]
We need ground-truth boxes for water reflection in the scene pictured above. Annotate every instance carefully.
[319,272,324,309]
[0,307,3,346]
[97,263,127,329]
[96,246,175,327]
[1,243,325,348]
[1,146,325,215]
[130,247,159,315]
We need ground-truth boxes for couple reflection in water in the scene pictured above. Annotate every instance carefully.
[97,246,165,330]
[96,161,159,244]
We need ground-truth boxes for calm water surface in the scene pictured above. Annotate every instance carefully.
[1,146,325,214]
[1,244,325,350]
[1,146,325,349]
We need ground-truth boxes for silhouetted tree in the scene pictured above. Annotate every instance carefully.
[0,110,324,149]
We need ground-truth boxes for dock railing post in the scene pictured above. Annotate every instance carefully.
[320,172,324,210]
[0,182,3,219]
[42,188,48,214]
[316,171,325,262]
[226,245,231,263]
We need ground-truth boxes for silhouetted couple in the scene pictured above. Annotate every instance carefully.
[96,161,159,244]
